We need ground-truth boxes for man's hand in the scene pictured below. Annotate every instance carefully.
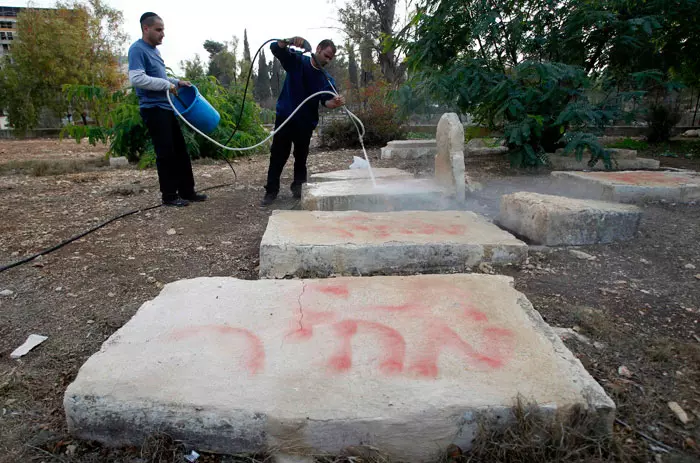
[325,95,346,109]
[279,36,306,49]
[169,83,178,96]
[178,80,192,87]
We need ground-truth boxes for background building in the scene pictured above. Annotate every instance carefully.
[0,6,19,58]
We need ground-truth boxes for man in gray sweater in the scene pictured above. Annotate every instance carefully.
[128,12,207,207]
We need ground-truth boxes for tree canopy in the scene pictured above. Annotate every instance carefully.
[399,0,700,165]
[0,0,126,132]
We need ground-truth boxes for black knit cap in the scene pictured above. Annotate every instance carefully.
[139,12,159,23]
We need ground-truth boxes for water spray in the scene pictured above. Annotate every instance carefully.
[166,37,377,187]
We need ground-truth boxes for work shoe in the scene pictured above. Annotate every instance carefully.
[181,192,208,202]
[291,184,302,199]
[162,197,189,207]
[260,192,277,207]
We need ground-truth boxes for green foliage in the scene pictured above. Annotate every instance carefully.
[254,50,271,104]
[180,54,206,81]
[558,132,613,170]
[605,138,649,150]
[406,131,434,140]
[0,0,126,133]
[206,39,238,88]
[321,82,406,149]
[60,75,269,165]
[398,0,699,168]
[464,126,491,142]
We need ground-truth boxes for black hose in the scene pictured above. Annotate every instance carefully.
[222,38,277,148]
[223,38,311,148]
[0,182,234,274]
[218,38,285,179]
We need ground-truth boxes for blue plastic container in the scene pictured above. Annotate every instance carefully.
[170,85,220,134]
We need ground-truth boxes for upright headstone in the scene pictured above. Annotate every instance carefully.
[435,113,466,203]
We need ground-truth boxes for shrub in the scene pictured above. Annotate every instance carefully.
[60,77,269,166]
[605,137,649,150]
[406,131,434,140]
[320,81,407,149]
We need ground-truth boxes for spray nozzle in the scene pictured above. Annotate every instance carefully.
[285,37,312,53]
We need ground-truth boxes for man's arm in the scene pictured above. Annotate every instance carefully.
[270,39,301,72]
[129,69,172,91]
[128,47,171,91]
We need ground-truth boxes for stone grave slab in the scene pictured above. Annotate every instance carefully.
[309,168,412,183]
[301,178,451,212]
[548,156,660,171]
[548,148,660,170]
[552,170,700,203]
[380,139,437,160]
[259,210,527,278]
[497,192,642,245]
[64,274,614,462]
[466,138,509,156]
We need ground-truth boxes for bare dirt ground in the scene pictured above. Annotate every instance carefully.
[0,138,699,463]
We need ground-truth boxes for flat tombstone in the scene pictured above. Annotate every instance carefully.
[497,192,642,245]
[64,274,614,462]
[435,113,466,201]
[301,178,451,212]
[259,210,528,278]
[309,168,413,183]
[551,170,700,203]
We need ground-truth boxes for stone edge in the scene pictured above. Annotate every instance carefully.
[515,291,616,432]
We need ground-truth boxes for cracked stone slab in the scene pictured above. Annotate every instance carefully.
[259,210,527,278]
[301,178,453,212]
[65,274,614,462]
[497,192,642,245]
[309,168,413,183]
[552,170,700,203]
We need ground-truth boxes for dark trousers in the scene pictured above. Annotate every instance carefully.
[264,115,314,195]
[140,107,195,201]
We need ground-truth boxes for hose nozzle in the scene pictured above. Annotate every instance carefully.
[286,37,312,53]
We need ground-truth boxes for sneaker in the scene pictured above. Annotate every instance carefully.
[291,184,302,199]
[260,192,277,207]
[163,197,190,207]
[181,192,208,202]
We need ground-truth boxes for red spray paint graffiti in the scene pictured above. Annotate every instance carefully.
[287,281,515,378]
[167,325,265,375]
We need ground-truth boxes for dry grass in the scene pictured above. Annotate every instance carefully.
[0,158,109,177]
[569,305,614,339]
[463,400,619,462]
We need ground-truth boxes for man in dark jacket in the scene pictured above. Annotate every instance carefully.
[261,37,346,206]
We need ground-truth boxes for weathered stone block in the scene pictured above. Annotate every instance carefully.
[497,192,642,245]
[551,170,700,203]
[109,156,128,167]
[466,138,509,156]
[301,178,451,212]
[65,274,614,462]
[547,155,660,171]
[259,210,527,278]
[380,140,437,160]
